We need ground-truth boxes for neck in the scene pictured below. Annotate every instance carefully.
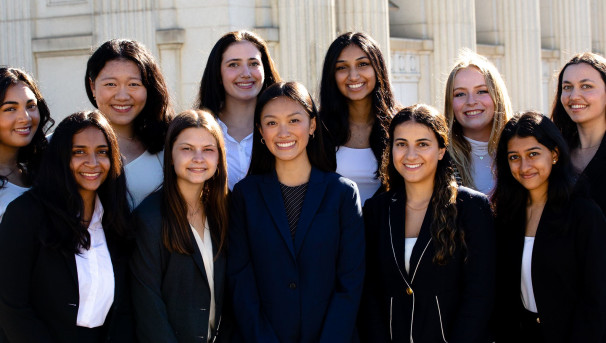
[404,179,434,205]
[111,123,135,140]
[462,127,491,143]
[275,156,312,186]
[577,121,606,149]
[0,145,19,170]
[177,180,204,211]
[80,191,96,223]
[528,188,547,206]
[220,97,256,131]
[347,99,373,125]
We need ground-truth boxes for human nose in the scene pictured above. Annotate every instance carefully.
[348,67,360,81]
[15,107,32,123]
[568,86,581,100]
[192,149,204,162]
[115,86,130,100]
[241,65,252,78]
[520,157,532,173]
[404,147,417,160]
[84,153,99,166]
[277,123,289,137]
[466,93,477,105]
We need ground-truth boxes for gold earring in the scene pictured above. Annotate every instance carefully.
[260,138,265,145]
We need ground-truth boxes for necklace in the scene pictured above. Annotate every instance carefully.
[116,133,136,141]
[0,165,18,179]
[406,202,429,211]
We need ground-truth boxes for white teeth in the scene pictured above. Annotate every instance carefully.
[81,172,99,177]
[465,110,482,116]
[348,83,364,89]
[237,82,253,87]
[570,104,587,109]
[405,163,422,169]
[189,168,206,172]
[14,128,30,133]
[113,105,131,110]
[276,141,295,148]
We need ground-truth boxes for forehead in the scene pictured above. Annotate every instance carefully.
[222,41,262,61]
[174,127,217,144]
[337,44,369,61]
[72,126,108,145]
[562,63,604,83]
[98,59,141,78]
[507,135,544,150]
[394,121,437,140]
[5,81,36,100]
[261,96,307,117]
[453,67,486,87]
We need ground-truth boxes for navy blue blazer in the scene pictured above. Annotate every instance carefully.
[227,167,365,343]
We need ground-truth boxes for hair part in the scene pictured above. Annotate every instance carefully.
[161,109,229,257]
[319,32,397,173]
[85,39,173,154]
[0,67,55,187]
[381,104,462,265]
[443,49,513,189]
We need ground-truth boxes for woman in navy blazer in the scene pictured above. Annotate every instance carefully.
[130,110,230,343]
[0,111,134,342]
[360,104,495,343]
[492,111,606,342]
[227,81,365,343]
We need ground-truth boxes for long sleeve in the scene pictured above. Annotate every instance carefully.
[318,182,365,343]
[226,184,280,343]
[0,194,54,343]
[129,208,178,343]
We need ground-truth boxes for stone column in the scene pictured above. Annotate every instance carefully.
[499,0,543,112]
[0,0,33,71]
[335,0,391,63]
[427,0,476,107]
[555,0,592,64]
[592,0,606,55]
[277,0,336,92]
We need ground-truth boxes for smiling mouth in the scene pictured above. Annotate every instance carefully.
[348,83,364,90]
[520,173,537,179]
[112,105,133,111]
[236,82,254,88]
[464,110,483,116]
[569,104,587,109]
[405,163,422,169]
[14,126,32,135]
[80,172,101,180]
[188,168,207,173]
[276,141,295,148]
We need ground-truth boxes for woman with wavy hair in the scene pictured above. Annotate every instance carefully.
[0,110,134,342]
[492,111,606,342]
[551,52,606,215]
[0,67,54,221]
[319,31,398,203]
[444,50,513,195]
[361,104,495,342]
[196,30,280,190]
[85,39,173,208]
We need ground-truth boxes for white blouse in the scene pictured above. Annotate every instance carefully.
[124,150,164,209]
[191,219,215,338]
[521,236,538,313]
[218,119,253,190]
[404,237,418,274]
[336,147,381,204]
[0,182,28,223]
[75,195,115,328]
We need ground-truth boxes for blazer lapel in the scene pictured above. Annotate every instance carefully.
[212,232,226,324]
[64,252,79,288]
[294,168,327,255]
[389,189,407,280]
[260,172,296,258]
[189,230,210,286]
[409,204,433,280]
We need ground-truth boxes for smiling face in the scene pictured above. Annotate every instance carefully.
[335,44,377,104]
[70,126,110,202]
[507,135,558,200]
[560,63,606,129]
[90,59,147,131]
[172,127,219,192]
[0,82,41,151]
[452,67,496,142]
[258,96,316,167]
[392,121,446,188]
[220,41,265,103]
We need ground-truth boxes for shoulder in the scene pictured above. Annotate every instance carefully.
[567,195,605,223]
[133,190,163,230]
[456,186,491,209]
[233,174,265,194]
[364,188,395,209]
[6,191,45,216]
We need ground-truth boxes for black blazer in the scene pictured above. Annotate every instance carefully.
[577,133,606,216]
[360,186,495,343]
[0,192,134,343]
[130,190,227,343]
[494,197,606,342]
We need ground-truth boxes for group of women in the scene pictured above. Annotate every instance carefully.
[0,27,604,343]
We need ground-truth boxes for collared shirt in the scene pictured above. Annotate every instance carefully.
[191,219,215,339]
[217,119,253,190]
[75,195,115,328]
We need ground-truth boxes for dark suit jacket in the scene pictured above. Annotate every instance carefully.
[227,168,365,343]
[0,191,134,343]
[360,186,495,343]
[494,197,606,342]
[130,190,227,343]
[577,133,606,216]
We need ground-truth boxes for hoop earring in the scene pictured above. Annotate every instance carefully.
[261,138,265,145]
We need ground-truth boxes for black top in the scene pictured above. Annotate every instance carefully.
[575,133,606,216]
[279,182,308,238]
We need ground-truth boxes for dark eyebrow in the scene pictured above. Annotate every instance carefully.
[562,78,596,84]
[507,146,541,154]
[336,56,370,64]
[0,101,18,107]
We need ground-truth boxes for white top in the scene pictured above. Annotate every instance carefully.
[404,237,418,274]
[336,147,381,204]
[521,236,538,313]
[191,219,215,339]
[0,182,28,222]
[464,136,495,195]
[75,195,115,328]
[218,119,253,190]
[125,150,164,209]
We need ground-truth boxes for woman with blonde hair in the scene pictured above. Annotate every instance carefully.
[444,50,513,195]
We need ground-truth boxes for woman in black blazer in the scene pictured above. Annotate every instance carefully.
[361,104,495,343]
[130,109,229,343]
[492,111,606,342]
[551,52,606,216]
[0,110,134,343]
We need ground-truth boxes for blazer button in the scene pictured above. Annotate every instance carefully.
[200,308,208,311]
[289,282,297,289]
[536,317,540,324]
[406,287,413,295]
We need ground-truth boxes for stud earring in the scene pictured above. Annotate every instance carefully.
[552,159,557,164]
[260,138,265,145]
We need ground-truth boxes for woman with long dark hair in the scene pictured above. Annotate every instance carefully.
[196,30,280,190]
[551,52,606,215]
[228,82,365,342]
[0,67,54,221]
[130,109,230,342]
[85,39,173,208]
[0,110,134,342]
[492,111,606,342]
[361,104,495,342]
[319,31,397,203]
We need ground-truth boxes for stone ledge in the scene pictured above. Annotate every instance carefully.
[32,34,92,53]
[156,28,185,45]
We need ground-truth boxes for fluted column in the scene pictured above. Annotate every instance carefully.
[94,0,155,49]
[277,0,336,92]
[0,0,33,71]
[592,0,606,55]
[555,0,592,64]
[335,0,390,63]
[428,0,476,107]
[499,0,543,112]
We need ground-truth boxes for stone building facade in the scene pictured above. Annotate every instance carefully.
[1,0,605,123]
